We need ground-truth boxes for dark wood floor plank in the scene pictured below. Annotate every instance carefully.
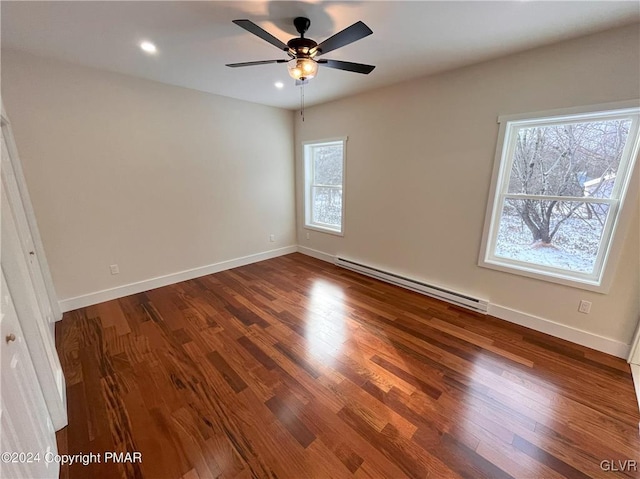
[265,395,316,448]
[207,350,248,393]
[55,253,640,479]
[237,335,277,370]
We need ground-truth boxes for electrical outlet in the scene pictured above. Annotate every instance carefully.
[306,232,310,240]
[269,234,275,242]
[110,264,120,275]
[578,300,591,314]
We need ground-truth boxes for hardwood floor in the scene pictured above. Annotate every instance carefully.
[55,253,640,479]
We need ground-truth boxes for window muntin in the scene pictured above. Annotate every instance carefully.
[480,106,640,290]
[304,139,346,234]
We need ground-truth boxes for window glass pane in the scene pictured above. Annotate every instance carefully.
[313,144,343,186]
[311,186,342,228]
[495,198,610,274]
[508,119,631,199]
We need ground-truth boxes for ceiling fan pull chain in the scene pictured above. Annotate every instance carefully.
[300,84,305,122]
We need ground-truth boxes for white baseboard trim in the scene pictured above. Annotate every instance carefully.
[296,246,336,264]
[59,245,298,312]
[489,304,630,359]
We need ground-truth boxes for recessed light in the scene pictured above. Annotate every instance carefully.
[140,41,157,54]
[274,81,284,89]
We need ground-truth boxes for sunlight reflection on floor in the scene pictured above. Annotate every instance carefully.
[305,279,347,365]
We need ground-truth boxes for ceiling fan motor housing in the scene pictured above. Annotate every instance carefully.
[287,37,318,57]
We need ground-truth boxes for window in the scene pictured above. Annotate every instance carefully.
[479,103,640,291]
[304,138,346,235]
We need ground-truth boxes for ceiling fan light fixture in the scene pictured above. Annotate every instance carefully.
[288,58,318,81]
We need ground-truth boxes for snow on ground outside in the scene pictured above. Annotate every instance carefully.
[495,214,604,273]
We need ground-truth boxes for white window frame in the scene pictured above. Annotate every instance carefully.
[303,137,347,235]
[479,101,640,292]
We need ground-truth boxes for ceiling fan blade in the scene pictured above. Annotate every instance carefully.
[232,19,288,51]
[226,59,287,68]
[318,59,375,74]
[313,21,373,55]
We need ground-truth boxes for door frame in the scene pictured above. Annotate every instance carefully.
[1,108,61,322]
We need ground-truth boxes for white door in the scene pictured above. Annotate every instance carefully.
[1,270,59,479]
[0,116,67,430]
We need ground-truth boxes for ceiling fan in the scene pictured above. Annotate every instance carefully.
[226,17,375,83]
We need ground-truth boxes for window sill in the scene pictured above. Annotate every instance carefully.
[478,257,610,294]
[304,224,344,237]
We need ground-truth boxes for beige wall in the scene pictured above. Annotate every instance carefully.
[2,50,296,301]
[295,24,640,345]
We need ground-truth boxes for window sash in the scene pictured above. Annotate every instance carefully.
[310,186,342,229]
[487,196,619,281]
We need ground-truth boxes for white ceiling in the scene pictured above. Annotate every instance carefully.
[2,1,638,110]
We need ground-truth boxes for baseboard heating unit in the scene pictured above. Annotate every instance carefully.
[335,257,489,314]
